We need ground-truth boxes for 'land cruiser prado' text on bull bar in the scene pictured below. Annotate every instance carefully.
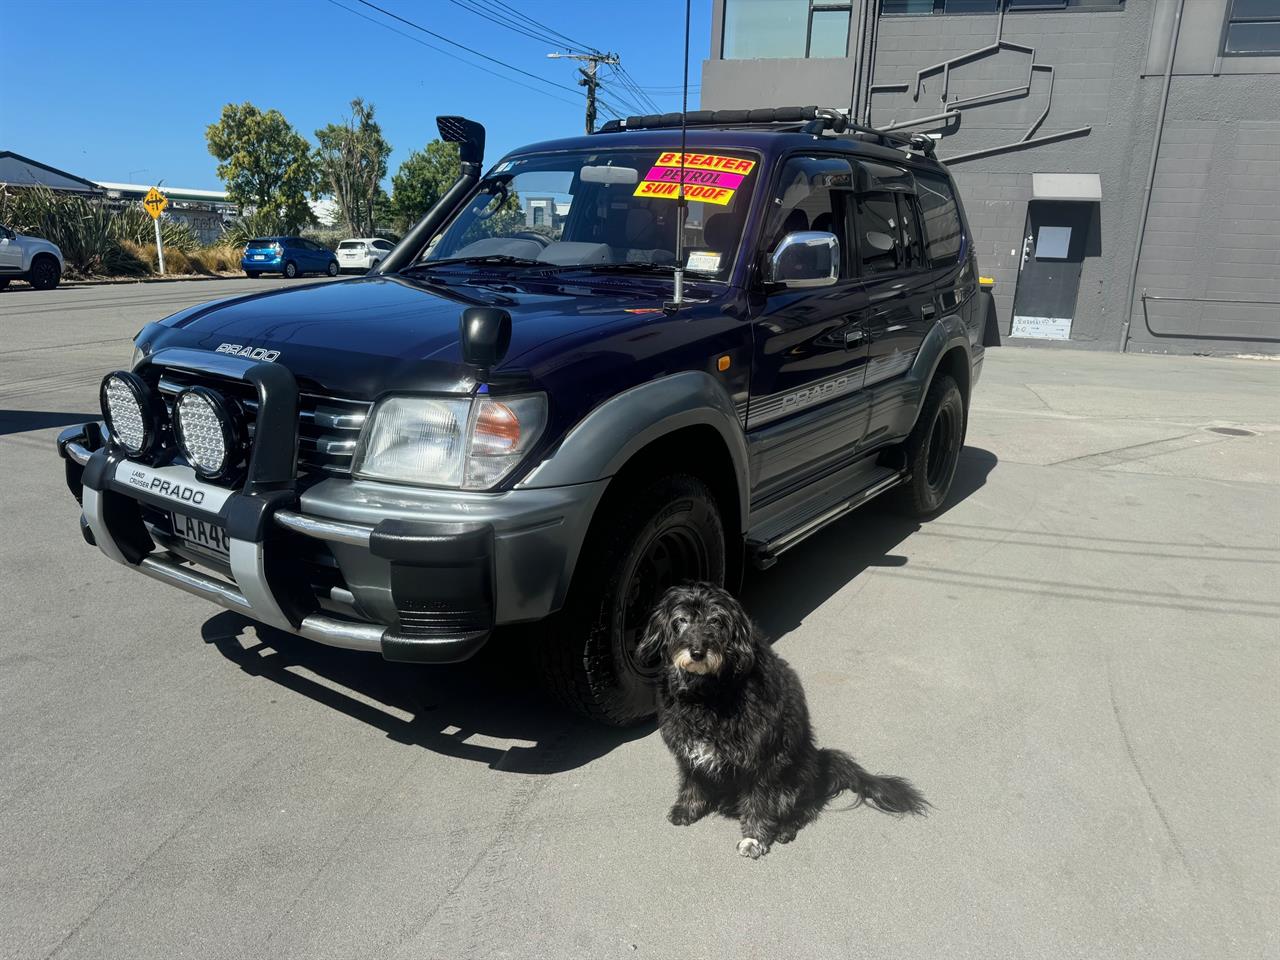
[58,108,986,725]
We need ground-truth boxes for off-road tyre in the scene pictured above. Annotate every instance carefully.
[538,473,725,726]
[893,374,964,519]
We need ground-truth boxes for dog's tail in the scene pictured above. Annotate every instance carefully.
[819,749,928,816]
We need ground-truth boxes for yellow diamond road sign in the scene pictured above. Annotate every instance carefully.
[143,187,168,220]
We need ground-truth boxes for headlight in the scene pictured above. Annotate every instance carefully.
[100,371,158,457]
[353,393,547,489]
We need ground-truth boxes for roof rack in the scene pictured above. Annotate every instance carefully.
[594,105,936,157]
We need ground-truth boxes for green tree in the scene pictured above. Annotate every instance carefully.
[314,98,392,238]
[390,139,461,230]
[206,102,317,232]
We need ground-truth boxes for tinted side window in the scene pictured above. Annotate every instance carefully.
[764,155,855,278]
[914,170,962,265]
[896,193,925,270]
[855,192,900,277]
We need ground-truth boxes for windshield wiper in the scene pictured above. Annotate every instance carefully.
[410,255,546,270]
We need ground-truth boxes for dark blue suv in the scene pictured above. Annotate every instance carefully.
[59,108,984,725]
[242,236,339,279]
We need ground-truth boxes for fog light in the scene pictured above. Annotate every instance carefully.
[100,371,156,456]
[174,387,242,480]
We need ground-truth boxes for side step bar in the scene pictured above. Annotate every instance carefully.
[747,470,907,569]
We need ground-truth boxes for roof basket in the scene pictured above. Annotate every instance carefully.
[594,105,936,157]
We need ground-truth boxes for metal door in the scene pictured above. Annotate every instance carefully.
[1011,200,1093,341]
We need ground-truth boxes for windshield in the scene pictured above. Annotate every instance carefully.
[420,147,759,279]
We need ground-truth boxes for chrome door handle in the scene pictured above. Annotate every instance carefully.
[843,328,865,348]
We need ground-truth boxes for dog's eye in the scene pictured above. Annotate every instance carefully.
[673,616,689,635]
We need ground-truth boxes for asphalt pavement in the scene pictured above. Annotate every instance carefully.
[1,279,1277,959]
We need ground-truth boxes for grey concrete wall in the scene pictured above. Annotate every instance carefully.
[701,0,1280,355]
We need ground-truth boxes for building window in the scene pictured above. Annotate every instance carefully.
[1222,0,1280,55]
[722,0,851,59]
[883,0,1120,13]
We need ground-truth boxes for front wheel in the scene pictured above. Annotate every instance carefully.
[326,260,339,277]
[538,473,725,725]
[29,257,60,290]
[283,260,299,279]
[894,374,965,519]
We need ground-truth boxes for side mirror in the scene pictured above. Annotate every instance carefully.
[766,231,839,288]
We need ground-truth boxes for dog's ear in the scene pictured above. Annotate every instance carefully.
[721,591,759,674]
[638,589,675,660]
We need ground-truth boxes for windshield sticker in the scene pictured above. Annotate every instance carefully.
[634,180,736,205]
[654,152,755,174]
[634,152,753,206]
[686,250,722,273]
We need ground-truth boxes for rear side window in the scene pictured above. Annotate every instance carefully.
[854,192,900,277]
[896,194,926,270]
[914,170,963,265]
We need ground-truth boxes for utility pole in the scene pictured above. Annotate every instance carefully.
[547,51,619,133]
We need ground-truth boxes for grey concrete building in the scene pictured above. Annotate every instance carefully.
[701,0,1280,354]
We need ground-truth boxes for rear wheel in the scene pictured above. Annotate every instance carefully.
[283,260,299,279]
[326,260,339,277]
[538,473,725,725]
[29,256,60,290]
[0,278,9,291]
[894,374,965,519]
[245,270,260,279]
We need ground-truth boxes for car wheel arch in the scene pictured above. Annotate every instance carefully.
[518,371,750,534]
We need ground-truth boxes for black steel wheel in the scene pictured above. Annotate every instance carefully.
[538,473,725,725]
[894,374,965,519]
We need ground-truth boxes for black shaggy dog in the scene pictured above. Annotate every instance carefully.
[644,582,927,859]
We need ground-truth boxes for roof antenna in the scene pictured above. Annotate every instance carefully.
[665,0,692,314]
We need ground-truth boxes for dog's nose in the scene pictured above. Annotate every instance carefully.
[689,648,705,662]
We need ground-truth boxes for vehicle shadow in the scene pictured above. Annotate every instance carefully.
[0,409,97,437]
[201,611,653,775]
[741,446,998,640]
[200,445,995,770]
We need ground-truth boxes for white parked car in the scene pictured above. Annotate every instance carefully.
[0,224,63,290]
[336,237,394,273]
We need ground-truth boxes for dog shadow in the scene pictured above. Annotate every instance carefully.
[201,612,652,774]
[742,446,997,640]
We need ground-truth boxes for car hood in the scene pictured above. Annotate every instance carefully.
[138,274,680,399]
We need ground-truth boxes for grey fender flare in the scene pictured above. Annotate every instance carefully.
[517,370,750,531]
[907,315,972,427]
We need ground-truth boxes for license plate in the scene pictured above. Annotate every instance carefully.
[172,512,230,558]
[252,254,266,260]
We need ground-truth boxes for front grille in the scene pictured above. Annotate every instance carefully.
[156,368,370,477]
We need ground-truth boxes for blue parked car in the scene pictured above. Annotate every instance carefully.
[242,237,339,279]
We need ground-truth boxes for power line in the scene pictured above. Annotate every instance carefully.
[609,64,661,114]
[442,0,591,53]
[352,0,584,100]
[481,0,599,56]
[326,0,579,107]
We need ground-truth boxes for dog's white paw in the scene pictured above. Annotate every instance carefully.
[737,837,768,859]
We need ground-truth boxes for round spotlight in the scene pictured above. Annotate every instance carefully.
[100,371,158,457]
[174,387,244,481]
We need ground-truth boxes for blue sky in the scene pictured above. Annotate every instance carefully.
[1,0,709,191]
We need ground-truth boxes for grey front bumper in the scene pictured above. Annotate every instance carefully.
[58,424,604,663]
